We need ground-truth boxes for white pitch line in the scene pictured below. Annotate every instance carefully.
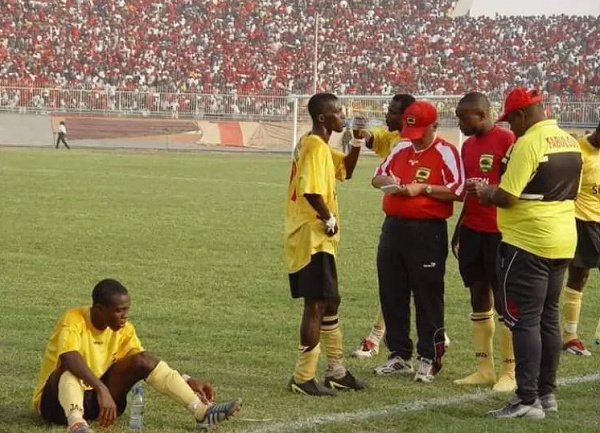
[234,373,600,433]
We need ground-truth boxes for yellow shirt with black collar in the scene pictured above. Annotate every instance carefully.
[498,119,582,259]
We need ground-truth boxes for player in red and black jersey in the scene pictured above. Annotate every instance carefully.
[371,101,464,383]
[451,92,516,392]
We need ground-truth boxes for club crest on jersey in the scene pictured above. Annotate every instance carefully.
[415,166,431,183]
[479,154,494,173]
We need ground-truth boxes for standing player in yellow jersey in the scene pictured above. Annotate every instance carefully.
[352,94,416,359]
[284,93,365,396]
[561,121,600,356]
[33,279,241,433]
[473,88,582,419]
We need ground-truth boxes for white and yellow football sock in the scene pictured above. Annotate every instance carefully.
[321,316,346,379]
[58,371,86,427]
[562,287,583,342]
[368,310,385,342]
[146,361,207,420]
[493,320,516,392]
[293,344,321,383]
[454,310,496,385]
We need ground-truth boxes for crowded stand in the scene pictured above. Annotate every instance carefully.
[0,0,598,119]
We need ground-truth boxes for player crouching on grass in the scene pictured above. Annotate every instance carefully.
[284,93,366,396]
[33,279,241,433]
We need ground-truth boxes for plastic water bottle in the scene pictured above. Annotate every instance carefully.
[129,384,144,431]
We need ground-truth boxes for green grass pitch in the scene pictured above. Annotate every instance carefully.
[0,148,598,433]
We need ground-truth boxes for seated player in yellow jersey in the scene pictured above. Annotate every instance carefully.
[33,279,241,433]
[561,121,600,356]
[284,93,364,396]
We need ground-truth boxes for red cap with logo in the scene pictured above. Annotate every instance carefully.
[497,87,543,122]
[401,100,438,140]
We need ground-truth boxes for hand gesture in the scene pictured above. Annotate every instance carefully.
[187,378,215,404]
[352,117,370,139]
[96,385,117,427]
[467,181,493,205]
[322,214,338,237]
[352,128,372,141]
[466,181,485,198]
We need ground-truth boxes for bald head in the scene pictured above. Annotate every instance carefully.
[456,92,493,137]
[458,92,490,112]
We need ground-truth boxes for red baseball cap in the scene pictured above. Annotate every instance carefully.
[401,100,438,140]
[497,87,543,122]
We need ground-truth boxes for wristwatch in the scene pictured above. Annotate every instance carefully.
[425,184,433,195]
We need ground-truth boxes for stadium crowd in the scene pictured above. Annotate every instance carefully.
[0,0,598,98]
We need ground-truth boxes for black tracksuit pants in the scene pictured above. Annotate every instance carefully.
[496,241,569,404]
[377,216,448,363]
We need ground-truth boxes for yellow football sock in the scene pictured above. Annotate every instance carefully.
[454,310,495,385]
[562,287,583,342]
[369,310,386,341]
[321,315,346,378]
[146,361,207,420]
[293,343,321,383]
[58,371,86,427]
[493,320,516,392]
[596,318,600,341]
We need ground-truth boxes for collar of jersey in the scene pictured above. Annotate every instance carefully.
[524,119,558,136]
[412,134,439,154]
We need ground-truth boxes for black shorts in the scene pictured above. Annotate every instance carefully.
[40,368,127,425]
[289,252,338,299]
[572,219,600,269]
[458,225,501,289]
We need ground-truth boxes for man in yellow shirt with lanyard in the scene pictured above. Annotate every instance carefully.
[472,88,582,419]
[34,279,241,433]
[351,94,417,358]
[284,93,365,396]
[561,121,600,356]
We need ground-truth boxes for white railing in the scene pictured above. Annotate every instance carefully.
[0,87,598,129]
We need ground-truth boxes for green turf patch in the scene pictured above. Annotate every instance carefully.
[0,148,598,433]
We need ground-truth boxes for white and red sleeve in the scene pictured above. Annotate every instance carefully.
[436,142,465,196]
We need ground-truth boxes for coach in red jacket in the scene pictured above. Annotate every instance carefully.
[372,100,465,383]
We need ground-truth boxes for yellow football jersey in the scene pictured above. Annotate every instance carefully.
[575,135,600,222]
[498,120,582,259]
[33,307,143,411]
[284,134,346,273]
